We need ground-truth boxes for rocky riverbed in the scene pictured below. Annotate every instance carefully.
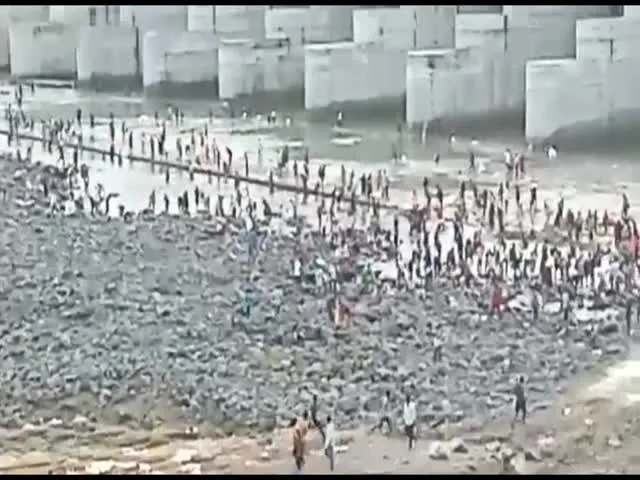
[0,155,630,436]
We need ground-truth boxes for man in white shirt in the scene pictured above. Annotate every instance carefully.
[324,415,335,472]
[403,394,417,450]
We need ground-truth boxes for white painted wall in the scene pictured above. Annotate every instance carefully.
[187,6,215,32]
[142,30,218,88]
[76,26,138,83]
[304,42,406,110]
[218,37,304,99]
[0,6,49,69]
[214,6,266,41]
[9,21,79,77]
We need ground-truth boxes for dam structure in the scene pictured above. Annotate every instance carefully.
[405,5,617,133]
[525,5,640,144]
[304,6,457,116]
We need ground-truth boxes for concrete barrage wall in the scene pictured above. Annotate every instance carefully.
[405,47,500,126]
[525,58,609,141]
[526,15,640,141]
[504,5,614,60]
[0,6,49,70]
[9,20,78,78]
[120,6,187,33]
[187,6,215,32]
[307,6,355,43]
[214,6,266,41]
[76,26,140,90]
[142,30,218,96]
[264,7,308,45]
[304,41,406,111]
[218,37,304,100]
[353,6,455,50]
[576,16,640,60]
[457,6,503,14]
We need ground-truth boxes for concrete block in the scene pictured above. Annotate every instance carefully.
[405,46,503,127]
[405,48,457,125]
[9,21,79,78]
[265,7,308,45]
[306,6,353,43]
[214,6,266,41]
[304,41,406,111]
[525,58,608,141]
[120,6,187,33]
[455,14,514,111]
[218,36,304,101]
[625,6,640,17]
[306,6,354,43]
[76,26,140,91]
[576,16,640,60]
[457,6,503,14]
[142,30,218,97]
[406,6,456,48]
[505,5,614,59]
[187,6,215,32]
[0,6,50,70]
[354,7,455,50]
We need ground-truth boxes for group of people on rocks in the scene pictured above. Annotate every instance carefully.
[2,84,638,473]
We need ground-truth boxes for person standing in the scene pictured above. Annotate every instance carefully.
[403,394,417,451]
[370,390,392,434]
[324,415,335,472]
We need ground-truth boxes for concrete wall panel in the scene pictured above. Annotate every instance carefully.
[120,6,187,33]
[576,16,640,60]
[214,6,266,41]
[624,6,640,17]
[0,6,49,70]
[218,39,253,99]
[505,5,613,60]
[142,30,218,92]
[458,6,503,14]
[306,6,354,43]
[187,6,215,32]
[407,6,456,49]
[218,38,303,99]
[5,4,50,69]
[405,49,457,125]
[9,21,78,78]
[264,7,308,45]
[76,26,139,89]
[525,58,608,141]
[304,42,405,110]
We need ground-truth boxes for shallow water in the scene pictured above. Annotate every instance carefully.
[3,86,639,226]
